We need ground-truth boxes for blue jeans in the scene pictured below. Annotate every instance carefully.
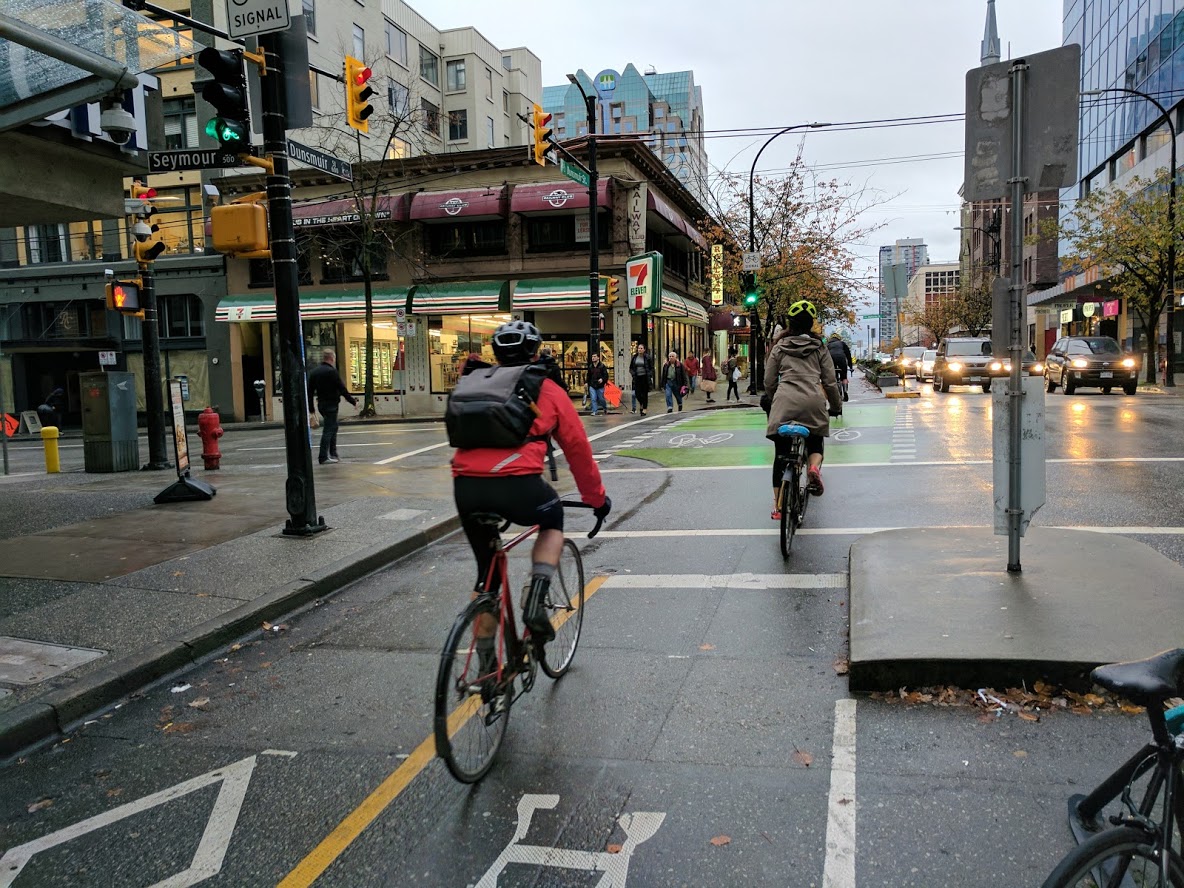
[664,383,683,410]
[589,386,606,415]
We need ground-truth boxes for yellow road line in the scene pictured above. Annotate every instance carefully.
[278,573,608,887]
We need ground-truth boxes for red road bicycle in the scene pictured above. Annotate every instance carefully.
[434,501,604,783]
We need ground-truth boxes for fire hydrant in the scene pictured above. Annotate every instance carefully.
[197,407,224,470]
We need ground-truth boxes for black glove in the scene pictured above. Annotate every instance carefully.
[828,406,843,418]
[593,496,612,520]
[759,393,771,415]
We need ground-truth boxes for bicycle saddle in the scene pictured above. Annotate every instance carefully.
[776,423,810,438]
[1091,648,1184,703]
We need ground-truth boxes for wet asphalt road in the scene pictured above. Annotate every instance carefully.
[2,383,1183,887]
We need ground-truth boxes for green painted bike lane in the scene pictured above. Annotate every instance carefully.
[610,404,897,467]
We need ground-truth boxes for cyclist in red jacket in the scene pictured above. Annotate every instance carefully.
[452,321,611,642]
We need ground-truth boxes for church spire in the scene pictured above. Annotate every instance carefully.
[981,0,1001,66]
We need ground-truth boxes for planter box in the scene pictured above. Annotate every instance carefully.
[877,374,901,388]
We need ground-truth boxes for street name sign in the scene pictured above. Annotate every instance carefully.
[861,313,880,320]
[559,158,591,188]
[288,140,353,182]
[227,0,291,38]
[742,252,761,272]
[149,149,242,173]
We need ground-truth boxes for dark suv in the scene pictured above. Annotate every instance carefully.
[933,337,995,392]
[1045,336,1139,395]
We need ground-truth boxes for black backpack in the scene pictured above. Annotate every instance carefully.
[445,363,548,449]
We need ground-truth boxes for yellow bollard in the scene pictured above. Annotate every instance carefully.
[40,426,60,473]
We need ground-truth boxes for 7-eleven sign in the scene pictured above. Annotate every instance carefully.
[625,251,663,313]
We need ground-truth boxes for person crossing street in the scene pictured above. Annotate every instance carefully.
[629,344,655,416]
[661,351,689,413]
[308,350,357,465]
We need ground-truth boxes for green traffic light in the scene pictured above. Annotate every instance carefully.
[204,117,247,145]
[744,291,759,306]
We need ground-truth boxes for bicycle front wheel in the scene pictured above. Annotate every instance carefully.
[434,598,511,783]
[1042,825,1184,887]
[540,539,585,679]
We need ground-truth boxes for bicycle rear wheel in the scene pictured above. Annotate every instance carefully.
[779,474,797,558]
[434,598,511,783]
[540,539,585,679]
[1041,825,1184,887]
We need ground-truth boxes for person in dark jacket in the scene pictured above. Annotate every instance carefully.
[586,353,609,415]
[628,344,655,416]
[36,387,66,429]
[538,347,569,392]
[827,333,854,401]
[307,350,357,464]
[660,351,689,413]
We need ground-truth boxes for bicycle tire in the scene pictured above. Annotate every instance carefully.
[434,598,512,783]
[540,539,585,679]
[780,474,797,558]
[797,468,810,528]
[1041,825,1184,888]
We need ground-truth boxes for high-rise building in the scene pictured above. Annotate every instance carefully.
[543,64,707,204]
[877,238,929,345]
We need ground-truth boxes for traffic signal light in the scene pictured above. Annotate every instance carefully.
[531,103,552,166]
[344,56,374,133]
[605,276,621,306]
[198,47,250,149]
[743,272,759,307]
[106,279,143,314]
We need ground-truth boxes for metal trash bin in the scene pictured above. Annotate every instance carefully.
[80,371,139,472]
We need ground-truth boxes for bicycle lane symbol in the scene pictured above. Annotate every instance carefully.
[668,432,734,448]
[474,793,666,887]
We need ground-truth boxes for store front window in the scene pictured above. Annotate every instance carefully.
[540,337,613,393]
[343,320,404,393]
[428,314,509,392]
[271,319,337,395]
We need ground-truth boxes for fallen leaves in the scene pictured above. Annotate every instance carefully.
[833,658,850,676]
[868,679,1152,724]
[698,643,715,651]
[188,697,211,710]
[605,843,622,854]
[709,835,731,847]
[792,750,814,768]
[27,798,52,814]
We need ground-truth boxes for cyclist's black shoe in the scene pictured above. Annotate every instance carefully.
[523,576,555,643]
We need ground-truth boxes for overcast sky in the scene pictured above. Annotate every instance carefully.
[408,0,1066,309]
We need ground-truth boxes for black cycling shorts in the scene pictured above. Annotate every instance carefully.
[771,434,824,488]
[455,475,564,592]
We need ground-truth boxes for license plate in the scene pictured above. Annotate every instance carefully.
[1100,371,1113,378]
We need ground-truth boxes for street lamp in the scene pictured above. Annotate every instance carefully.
[747,122,831,392]
[1082,87,1176,387]
[567,73,601,366]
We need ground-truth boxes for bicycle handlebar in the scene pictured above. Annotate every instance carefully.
[563,501,604,539]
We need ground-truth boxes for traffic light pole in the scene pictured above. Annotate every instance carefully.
[259,32,324,536]
[138,261,170,470]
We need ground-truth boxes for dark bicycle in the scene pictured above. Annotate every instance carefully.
[774,422,812,558]
[1043,648,1184,887]
[433,501,604,784]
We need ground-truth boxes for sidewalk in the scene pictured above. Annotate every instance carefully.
[0,396,745,759]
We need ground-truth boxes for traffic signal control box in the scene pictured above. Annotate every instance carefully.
[211,202,269,256]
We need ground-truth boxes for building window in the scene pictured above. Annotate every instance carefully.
[387,137,410,159]
[25,224,67,264]
[420,46,439,86]
[448,109,468,140]
[384,20,407,65]
[352,25,364,61]
[502,55,511,70]
[502,90,509,113]
[485,67,493,100]
[161,294,205,338]
[320,236,388,284]
[145,186,203,255]
[486,116,494,148]
[162,97,196,149]
[249,235,312,286]
[426,220,506,258]
[526,213,609,252]
[446,59,466,91]
[389,80,409,116]
[309,70,319,108]
[302,0,315,36]
[428,314,509,393]
[421,98,440,136]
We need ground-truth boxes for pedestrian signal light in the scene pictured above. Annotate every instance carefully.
[605,276,621,306]
[106,280,142,314]
[344,56,374,133]
[531,103,552,166]
[197,47,250,149]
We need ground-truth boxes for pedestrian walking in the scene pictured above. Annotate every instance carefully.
[827,333,853,402]
[684,352,700,397]
[307,349,357,464]
[629,344,654,416]
[586,353,609,415]
[725,347,741,401]
[660,351,689,413]
[36,386,66,429]
[701,350,718,402]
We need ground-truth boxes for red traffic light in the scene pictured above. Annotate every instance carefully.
[354,65,373,86]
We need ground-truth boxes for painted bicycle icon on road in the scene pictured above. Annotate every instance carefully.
[831,428,861,442]
[668,432,734,448]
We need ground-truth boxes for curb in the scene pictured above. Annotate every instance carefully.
[0,514,462,761]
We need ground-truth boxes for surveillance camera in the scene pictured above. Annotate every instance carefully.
[100,106,137,145]
[132,220,153,242]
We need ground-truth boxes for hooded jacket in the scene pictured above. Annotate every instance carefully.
[763,333,843,438]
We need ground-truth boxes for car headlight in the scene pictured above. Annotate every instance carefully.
[901,359,912,367]
[947,362,963,372]
[1032,363,1044,373]
[990,361,1002,371]
[1122,358,1135,368]
[1071,358,1088,368]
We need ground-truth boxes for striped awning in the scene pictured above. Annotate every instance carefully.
[406,280,511,315]
[512,277,606,310]
[215,289,409,322]
[654,290,709,325]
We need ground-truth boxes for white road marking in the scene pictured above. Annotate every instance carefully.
[377,508,427,520]
[593,526,1184,538]
[602,573,846,589]
[601,456,1184,473]
[261,749,299,757]
[822,699,857,888]
[0,755,261,887]
[374,441,450,465]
